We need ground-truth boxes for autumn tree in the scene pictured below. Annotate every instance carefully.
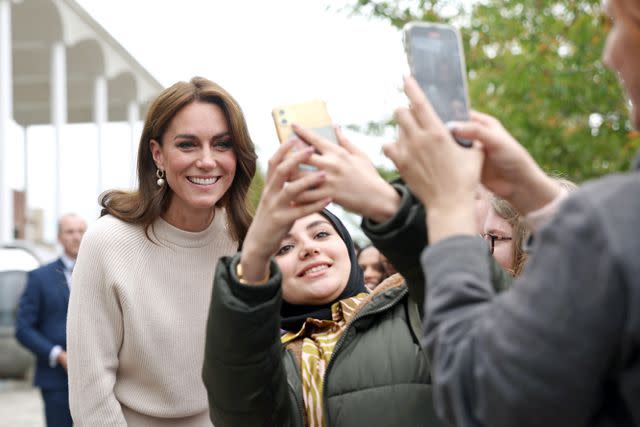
[339,0,639,181]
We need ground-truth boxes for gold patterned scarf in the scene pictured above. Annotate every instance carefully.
[281,293,368,427]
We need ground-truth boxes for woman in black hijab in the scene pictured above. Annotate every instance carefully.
[279,208,368,333]
[203,140,444,427]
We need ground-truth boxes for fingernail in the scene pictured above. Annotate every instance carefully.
[446,121,459,132]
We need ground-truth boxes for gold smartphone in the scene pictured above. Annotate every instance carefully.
[272,100,338,145]
[272,100,338,170]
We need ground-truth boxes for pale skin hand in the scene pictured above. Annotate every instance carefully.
[239,140,332,283]
[289,124,401,223]
[384,76,482,244]
[448,111,562,215]
[57,351,68,371]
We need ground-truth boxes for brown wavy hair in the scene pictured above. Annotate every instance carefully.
[491,176,578,277]
[100,77,257,243]
[489,196,529,277]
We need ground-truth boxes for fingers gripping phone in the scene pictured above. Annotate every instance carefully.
[272,100,338,170]
[403,22,473,147]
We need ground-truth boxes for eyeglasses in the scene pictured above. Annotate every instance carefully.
[481,233,513,255]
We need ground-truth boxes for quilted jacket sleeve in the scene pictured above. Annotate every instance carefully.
[202,254,293,427]
[362,182,512,311]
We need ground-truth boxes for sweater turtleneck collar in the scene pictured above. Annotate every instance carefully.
[151,208,229,248]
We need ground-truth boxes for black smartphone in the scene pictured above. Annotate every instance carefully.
[403,22,472,147]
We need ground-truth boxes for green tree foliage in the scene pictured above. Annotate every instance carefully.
[377,166,399,182]
[340,0,640,181]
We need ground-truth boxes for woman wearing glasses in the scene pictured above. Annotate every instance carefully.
[481,196,519,275]
[483,177,577,277]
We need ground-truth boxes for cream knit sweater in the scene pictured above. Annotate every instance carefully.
[67,211,236,426]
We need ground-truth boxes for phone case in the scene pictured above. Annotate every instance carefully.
[271,100,337,145]
[403,22,472,146]
[403,22,470,114]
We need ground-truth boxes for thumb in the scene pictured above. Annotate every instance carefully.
[447,121,495,149]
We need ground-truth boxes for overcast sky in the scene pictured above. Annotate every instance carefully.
[9,0,409,244]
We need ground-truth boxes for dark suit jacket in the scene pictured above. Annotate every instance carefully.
[15,258,69,390]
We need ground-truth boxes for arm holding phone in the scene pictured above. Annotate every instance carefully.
[239,140,330,283]
[271,98,402,223]
[289,124,440,305]
[385,76,563,244]
[291,124,401,223]
[401,20,561,216]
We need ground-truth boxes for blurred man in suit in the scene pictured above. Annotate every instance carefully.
[16,213,86,427]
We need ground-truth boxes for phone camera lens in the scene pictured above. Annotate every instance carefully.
[279,110,285,116]
[281,118,288,125]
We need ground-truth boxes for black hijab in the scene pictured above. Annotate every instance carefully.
[280,209,368,332]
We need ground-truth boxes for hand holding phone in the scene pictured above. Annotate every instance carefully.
[403,21,472,147]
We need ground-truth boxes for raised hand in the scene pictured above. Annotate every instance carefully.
[448,111,562,215]
[384,76,483,243]
[385,76,483,210]
[239,140,331,283]
[290,124,401,223]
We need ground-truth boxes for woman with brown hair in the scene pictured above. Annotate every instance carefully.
[481,194,528,276]
[67,77,256,426]
[483,177,577,277]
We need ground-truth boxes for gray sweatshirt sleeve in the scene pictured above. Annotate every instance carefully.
[421,192,626,427]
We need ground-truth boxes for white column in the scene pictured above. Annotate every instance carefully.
[0,0,14,242]
[23,126,29,240]
[51,42,67,226]
[127,101,139,187]
[94,75,107,198]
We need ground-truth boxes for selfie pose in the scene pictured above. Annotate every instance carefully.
[67,77,256,426]
[202,133,446,427]
[383,0,640,424]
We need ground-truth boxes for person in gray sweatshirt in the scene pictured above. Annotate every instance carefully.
[382,0,640,425]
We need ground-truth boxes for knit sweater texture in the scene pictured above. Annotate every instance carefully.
[67,211,236,426]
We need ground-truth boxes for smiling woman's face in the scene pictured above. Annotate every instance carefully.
[150,101,237,228]
[274,213,351,305]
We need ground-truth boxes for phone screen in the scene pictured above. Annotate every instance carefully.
[406,25,469,124]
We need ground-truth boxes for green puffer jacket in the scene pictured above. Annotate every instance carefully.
[202,183,510,426]
[203,254,445,427]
